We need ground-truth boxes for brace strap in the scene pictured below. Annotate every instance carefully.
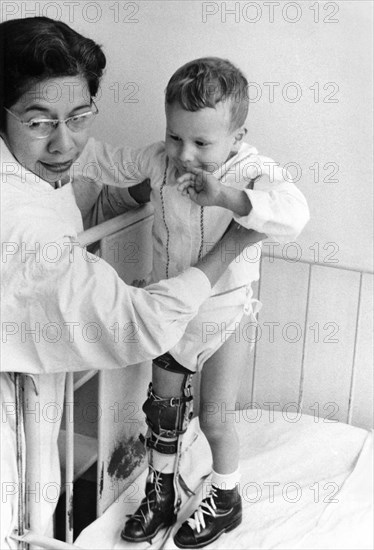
[143,382,193,438]
[146,432,178,454]
[153,352,193,375]
[147,383,192,407]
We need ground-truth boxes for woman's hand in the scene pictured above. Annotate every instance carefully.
[195,222,267,286]
[222,222,267,254]
[128,178,151,204]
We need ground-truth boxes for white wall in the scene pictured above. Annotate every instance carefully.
[4,0,373,271]
[81,0,372,273]
[3,2,372,436]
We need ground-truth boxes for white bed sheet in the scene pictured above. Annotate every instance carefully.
[76,410,373,550]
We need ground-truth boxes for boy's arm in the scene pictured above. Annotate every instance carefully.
[234,155,310,241]
[178,160,310,242]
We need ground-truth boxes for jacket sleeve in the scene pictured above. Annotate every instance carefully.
[1,229,211,375]
[232,155,310,242]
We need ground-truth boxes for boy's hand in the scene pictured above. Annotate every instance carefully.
[177,165,252,217]
[176,166,224,207]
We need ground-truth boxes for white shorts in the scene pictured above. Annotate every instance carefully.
[169,285,262,372]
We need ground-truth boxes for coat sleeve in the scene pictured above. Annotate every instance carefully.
[72,138,162,227]
[1,229,211,375]
[73,138,165,188]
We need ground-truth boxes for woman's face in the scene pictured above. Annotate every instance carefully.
[3,76,93,183]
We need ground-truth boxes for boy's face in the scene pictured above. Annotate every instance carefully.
[165,101,244,176]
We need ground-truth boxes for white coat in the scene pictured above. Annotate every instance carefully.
[0,138,213,548]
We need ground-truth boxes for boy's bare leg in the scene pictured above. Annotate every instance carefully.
[174,314,251,548]
[152,364,186,397]
[199,315,250,473]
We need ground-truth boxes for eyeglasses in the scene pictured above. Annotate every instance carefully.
[4,100,99,139]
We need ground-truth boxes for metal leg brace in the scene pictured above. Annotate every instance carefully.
[142,373,194,515]
[121,353,195,544]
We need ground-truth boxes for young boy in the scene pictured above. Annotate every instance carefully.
[79,57,309,547]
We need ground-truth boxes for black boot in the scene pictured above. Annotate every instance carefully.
[174,485,242,548]
[121,469,176,542]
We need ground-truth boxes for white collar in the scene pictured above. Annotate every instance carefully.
[213,142,258,180]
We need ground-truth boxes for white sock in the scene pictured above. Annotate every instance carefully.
[151,447,177,474]
[211,468,240,490]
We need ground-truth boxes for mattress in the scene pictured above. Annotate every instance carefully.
[76,410,373,549]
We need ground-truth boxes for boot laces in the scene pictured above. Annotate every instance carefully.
[131,466,164,522]
[187,487,218,533]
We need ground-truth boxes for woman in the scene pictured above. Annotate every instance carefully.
[0,17,264,547]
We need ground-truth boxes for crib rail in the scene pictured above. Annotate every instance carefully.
[238,252,373,430]
[12,206,373,547]
[12,206,153,548]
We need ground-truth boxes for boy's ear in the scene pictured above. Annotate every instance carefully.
[232,126,247,149]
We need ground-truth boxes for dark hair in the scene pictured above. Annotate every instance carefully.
[165,57,249,131]
[0,17,106,131]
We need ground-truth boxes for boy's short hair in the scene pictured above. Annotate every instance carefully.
[0,17,106,131]
[165,57,249,131]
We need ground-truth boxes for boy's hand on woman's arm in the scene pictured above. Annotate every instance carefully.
[177,166,252,216]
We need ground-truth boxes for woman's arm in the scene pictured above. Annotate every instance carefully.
[73,138,155,227]
[1,222,264,375]
[82,180,151,232]
[128,178,151,205]
[195,224,266,287]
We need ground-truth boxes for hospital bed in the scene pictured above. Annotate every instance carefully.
[11,205,373,549]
